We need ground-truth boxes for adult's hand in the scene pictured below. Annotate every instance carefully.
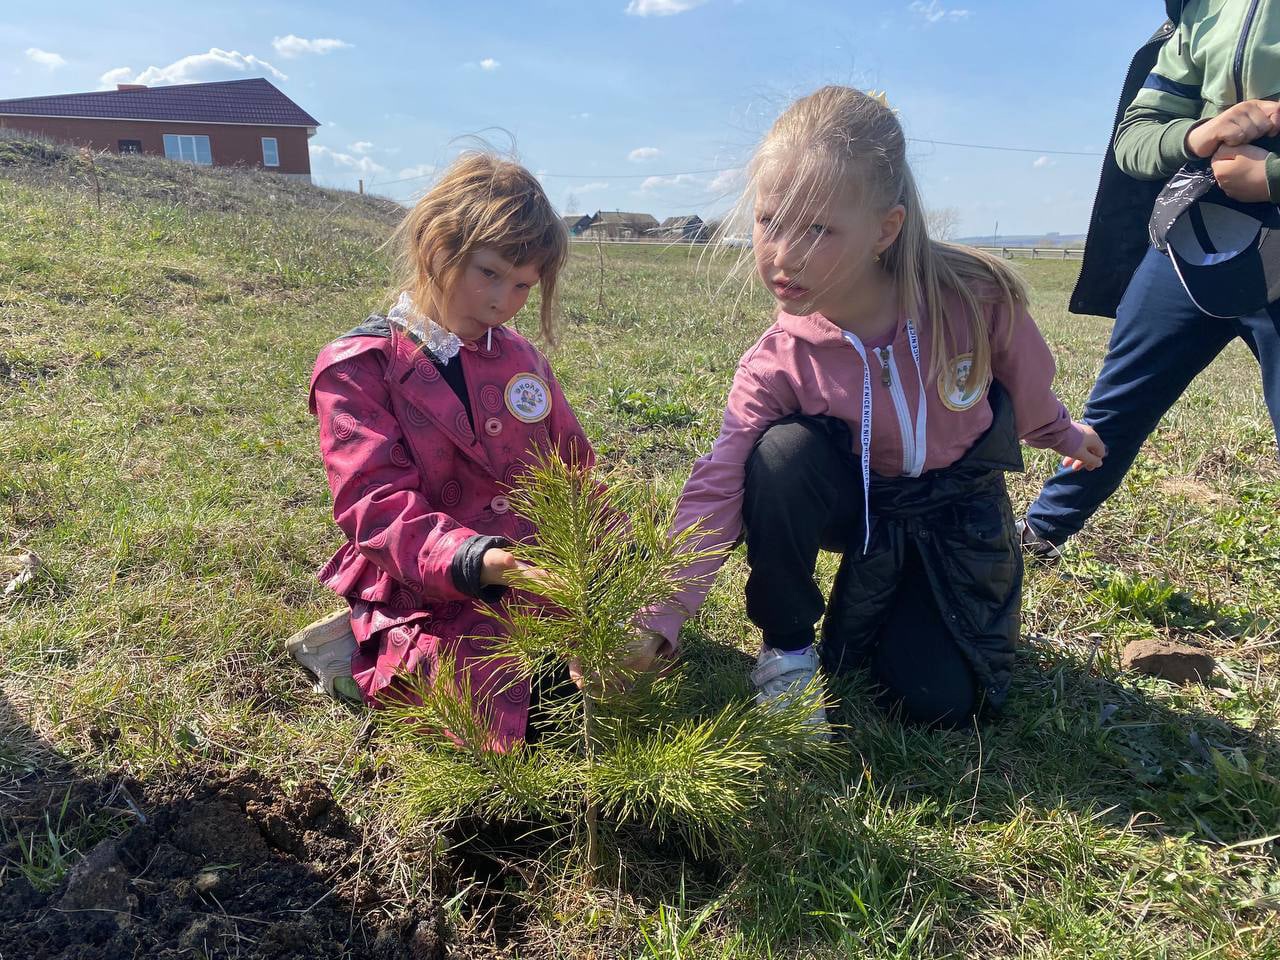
[1186,100,1280,158]
[1211,144,1273,203]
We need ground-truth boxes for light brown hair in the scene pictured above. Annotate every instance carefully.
[728,85,1027,384]
[391,152,568,342]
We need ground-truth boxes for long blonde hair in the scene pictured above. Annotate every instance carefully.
[728,85,1026,384]
[391,152,568,343]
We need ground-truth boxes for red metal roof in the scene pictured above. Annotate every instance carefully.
[0,78,319,128]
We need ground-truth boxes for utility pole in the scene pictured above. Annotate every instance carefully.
[358,178,364,195]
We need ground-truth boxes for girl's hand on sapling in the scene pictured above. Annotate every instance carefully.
[569,630,669,694]
[480,548,555,593]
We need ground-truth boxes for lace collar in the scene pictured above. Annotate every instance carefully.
[387,291,462,362]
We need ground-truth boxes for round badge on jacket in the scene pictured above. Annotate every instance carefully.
[938,353,989,412]
[505,373,552,423]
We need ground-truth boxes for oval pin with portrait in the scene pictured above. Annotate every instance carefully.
[505,373,552,423]
[938,353,989,412]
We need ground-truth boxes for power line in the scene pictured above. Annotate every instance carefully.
[366,138,1103,189]
[907,137,1103,157]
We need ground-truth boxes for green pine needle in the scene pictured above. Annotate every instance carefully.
[378,450,835,871]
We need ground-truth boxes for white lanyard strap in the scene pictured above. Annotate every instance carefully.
[904,318,928,478]
[843,318,928,551]
[841,332,874,554]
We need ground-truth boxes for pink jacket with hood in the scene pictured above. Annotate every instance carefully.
[648,292,1084,646]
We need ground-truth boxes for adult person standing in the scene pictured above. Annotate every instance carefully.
[1019,0,1280,560]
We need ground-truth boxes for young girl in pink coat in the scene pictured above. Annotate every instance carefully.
[646,87,1108,731]
[292,154,589,750]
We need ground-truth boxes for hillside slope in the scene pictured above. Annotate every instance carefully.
[3,132,1280,960]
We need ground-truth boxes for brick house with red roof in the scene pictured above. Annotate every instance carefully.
[0,78,319,182]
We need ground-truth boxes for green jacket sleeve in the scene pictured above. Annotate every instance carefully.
[1113,17,1202,181]
[1268,153,1280,203]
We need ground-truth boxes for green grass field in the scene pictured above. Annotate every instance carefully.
[2,137,1279,958]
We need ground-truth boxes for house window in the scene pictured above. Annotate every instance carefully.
[261,137,279,167]
[162,134,212,166]
[117,140,142,155]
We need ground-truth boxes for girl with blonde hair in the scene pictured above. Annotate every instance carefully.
[645,86,1106,729]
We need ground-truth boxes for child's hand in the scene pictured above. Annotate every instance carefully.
[480,548,555,592]
[480,548,519,587]
[1186,100,1280,158]
[1211,144,1273,202]
[1061,424,1106,472]
[569,630,669,694]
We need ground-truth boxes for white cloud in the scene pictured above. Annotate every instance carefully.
[707,166,744,193]
[1033,155,1053,169]
[25,48,66,69]
[637,166,743,195]
[575,181,609,193]
[271,35,352,58]
[628,146,661,162]
[99,66,133,88]
[396,163,436,180]
[570,112,592,120]
[350,141,375,154]
[479,57,500,71]
[114,48,287,87]
[310,144,387,176]
[641,173,699,191]
[626,0,710,15]
[909,1,971,24]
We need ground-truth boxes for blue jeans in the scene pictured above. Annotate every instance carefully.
[1026,246,1280,545]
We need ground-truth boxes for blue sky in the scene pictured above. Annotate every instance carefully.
[5,1,1164,236]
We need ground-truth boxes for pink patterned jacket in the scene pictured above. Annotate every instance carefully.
[309,314,592,749]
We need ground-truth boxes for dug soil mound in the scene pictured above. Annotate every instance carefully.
[0,767,445,960]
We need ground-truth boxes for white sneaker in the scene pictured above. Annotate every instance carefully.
[285,610,362,703]
[750,645,829,733]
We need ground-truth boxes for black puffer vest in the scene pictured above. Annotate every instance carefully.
[821,382,1024,709]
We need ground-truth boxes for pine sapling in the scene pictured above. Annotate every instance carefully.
[380,448,835,879]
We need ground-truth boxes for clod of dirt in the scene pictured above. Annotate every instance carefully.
[1121,638,1216,685]
[0,768,448,960]
[58,838,136,921]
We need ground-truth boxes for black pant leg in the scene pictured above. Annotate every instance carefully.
[869,545,979,729]
[524,666,575,745]
[742,416,862,652]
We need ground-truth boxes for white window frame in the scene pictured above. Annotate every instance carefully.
[261,137,279,167]
[162,134,212,166]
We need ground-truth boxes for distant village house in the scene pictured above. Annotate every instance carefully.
[0,78,318,181]
[580,210,661,241]
[561,214,592,237]
[660,214,705,241]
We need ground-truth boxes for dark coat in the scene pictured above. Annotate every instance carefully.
[1069,17,1178,319]
[820,382,1024,708]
